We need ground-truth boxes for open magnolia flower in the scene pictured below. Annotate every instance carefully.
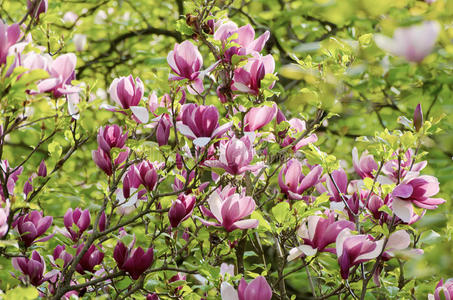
[196,185,258,232]
[374,21,440,62]
[392,174,445,223]
[288,210,355,261]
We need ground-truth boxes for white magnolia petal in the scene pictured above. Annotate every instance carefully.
[130,106,149,124]
[220,282,239,300]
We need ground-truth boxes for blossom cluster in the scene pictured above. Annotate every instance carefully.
[0,2,449,299]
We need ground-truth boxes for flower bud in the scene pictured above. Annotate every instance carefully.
[37,160,47,177]
[413,103,423,132]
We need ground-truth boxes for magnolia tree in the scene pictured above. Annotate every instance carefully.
[0,0,451,299]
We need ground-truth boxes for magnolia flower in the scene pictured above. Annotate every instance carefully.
[413,103,423,132]
[374,21,440,62]
[133,161,159,191]
[13,211,53,247]
[279,159,323,200]
[73,34,87,52]
[0,20,21,65]
[12,251,58,287]
[37,53,80,98]
[288,210,355,261]
[0,200,10,238]
[50,245,73,268]
[63,208,91,241]
[0,160,23,201]
[383,149,426,183]
[27,0,48,19]
[214,21,270,62]
[278,118,318,151]
[429,279,453,300]
[244,103,277,132]
[156,114,172,146]
[114,240,154,280]
[205,136,261,175]
[392,175,445,223]
[147,293,160,300]
[232,54,275,95]
[37,160,47,177]
[220,276,272,300]
[105,75,149,123]
[168,194,196,228]
[336,229,385,279]
[220,263,235,279]
[196,186,258,232]
[352,147,378,179]
[324,169,348,203]
[97,125,128,153]
[92,148,113,176]
[177,104,232,147]
[75,244,104,274]
[167,40,216,94]
[12,251,58,286]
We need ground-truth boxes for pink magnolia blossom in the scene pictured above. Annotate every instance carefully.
[168,194,196,228]
[114,240,154,280]
[105,75,149,123]
[0,20,21,65]
[392,175,445,223]
[0,160,23,201]
[244,103,277,132]
[278,118,318,151]
[288,210,355,260]
[413,103,423,132]
[37,160,47,177]
[220,276,272,300]
[50,245,73,268]
[75,243,104,274]
[37,53,79,98]
[279,159,323,200]
[27,0,48,19]
[232,54,275,95]
[0,200,10,238]
[429,279,453,300]
[13,211,53,248]
[352,147,378,179]
[156,114,172,146]
[383,149,427,183]
[132,161,159,191]
[92,148,113,176]
[73,34,87,52]
[167,40,215,95]
[336,229,385,279]
[196,185,258,232]
[367,193,422,225]
[374,21,440,62]
[12,251,58,286]
[214,21,270,61]
[205,135,261,175]
[97,125,128,153]
[63,208,91,242]
[176,103,232,147]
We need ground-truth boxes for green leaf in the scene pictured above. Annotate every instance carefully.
[271,202,290,224]
[5,286,39,300]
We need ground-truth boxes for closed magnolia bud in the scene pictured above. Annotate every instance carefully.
[414,103,423,132]
[98,211,106,232]
[23,177,33,197]
[175,153,183,170]
[37,160,47,177]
